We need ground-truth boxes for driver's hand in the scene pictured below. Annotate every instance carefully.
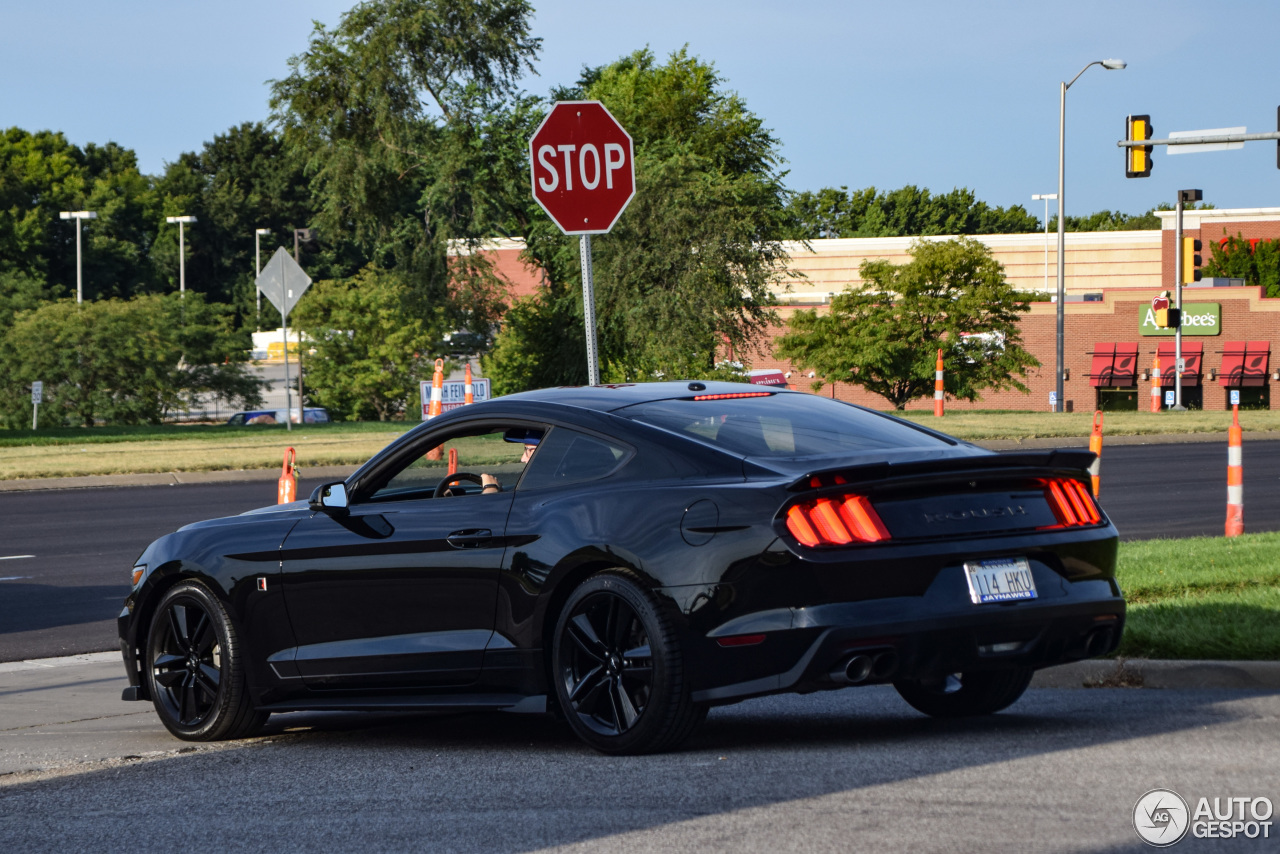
[481,474,500,493]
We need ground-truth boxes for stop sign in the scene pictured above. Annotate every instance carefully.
[529,101,635,235]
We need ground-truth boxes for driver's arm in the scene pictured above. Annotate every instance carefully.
[481,474,500,494]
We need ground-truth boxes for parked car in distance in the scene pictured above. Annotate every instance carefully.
[225,408,330,425]
[123,381,1122,755]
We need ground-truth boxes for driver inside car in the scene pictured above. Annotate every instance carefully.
[439,427,542,497]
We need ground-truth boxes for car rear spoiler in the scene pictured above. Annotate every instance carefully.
[786,449,1098,492]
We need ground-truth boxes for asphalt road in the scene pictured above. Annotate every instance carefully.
[0,441,1276,663]
[3,682,1278,852]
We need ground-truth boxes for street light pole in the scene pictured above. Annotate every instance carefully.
[166,215,197,297]
[254,228,270,330]
[1031,194,1057,296]
[58,211,98,303]
[1055,59,1125,413]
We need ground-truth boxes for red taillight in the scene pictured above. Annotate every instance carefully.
[785,493,890,547]
[716,633,766,647]
[691,391,773,400]
[1041,478,1102,528]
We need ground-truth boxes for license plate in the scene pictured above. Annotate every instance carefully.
[964,557,1037,604]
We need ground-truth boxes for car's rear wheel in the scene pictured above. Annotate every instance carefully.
[893,667,1034,718]
[145,581,266,741]
[552,570,704,754]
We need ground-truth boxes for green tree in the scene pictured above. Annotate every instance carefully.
[292,265,443,420]
[1202,235,1280,297]
[0,128,159,312]
[487,47,792,388]
[776,237,1038,409]
[0,294,262,427]
[150,122,330,327]
[270,0,540,337]
[784,185,1040,239]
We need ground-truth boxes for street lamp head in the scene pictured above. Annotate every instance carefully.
[1031,194,1058,201]
[59,210,97,220]
[255,228,271,236]
[1101,59,1127,70]
[166,215,197,224]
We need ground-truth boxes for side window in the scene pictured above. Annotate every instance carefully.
[366,425,544,502]
[519,428,630,491]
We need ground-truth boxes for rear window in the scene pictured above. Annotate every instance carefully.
[619,393,952,458]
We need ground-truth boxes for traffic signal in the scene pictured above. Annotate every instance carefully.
[1182,237,1202,284]
[1126,114,1153,178]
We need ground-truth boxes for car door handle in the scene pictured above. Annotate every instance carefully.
[446,529,493,549]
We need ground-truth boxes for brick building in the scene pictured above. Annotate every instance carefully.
[464,207,1280,411]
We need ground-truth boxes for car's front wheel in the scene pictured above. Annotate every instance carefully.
[893,667,1034,718]
[144,581,266,741]
[551,570,704,754]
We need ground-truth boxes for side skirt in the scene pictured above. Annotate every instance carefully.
[255,693,547,715]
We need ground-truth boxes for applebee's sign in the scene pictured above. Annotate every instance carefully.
[1140,302,1221,336]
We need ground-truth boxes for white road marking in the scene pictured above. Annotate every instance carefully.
[0,576,32,581]
[0,554,35,560]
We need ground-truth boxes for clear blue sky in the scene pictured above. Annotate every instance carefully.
[3,0,1278,221]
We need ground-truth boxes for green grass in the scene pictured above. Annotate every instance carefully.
[1115,532,1280,660]
[893,408,1280,441]
[0,421,405,448]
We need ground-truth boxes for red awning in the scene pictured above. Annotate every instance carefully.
[1088,343,1115,388]
[1088,343,1139,387]
[1113,343,1139,386]
[1220,341,1272,387]
[1155,341,1203,387]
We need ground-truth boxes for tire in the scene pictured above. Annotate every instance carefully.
[551,570,704,755]
[144,581,267,741]
[893,667,1034,718]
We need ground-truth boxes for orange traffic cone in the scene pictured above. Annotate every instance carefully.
[1088,410,1103,497]
[464,363,474,405]
[933,349,944,417]
[1226,405,1243,537]
[277,447,297,504]
[448,447,458,476]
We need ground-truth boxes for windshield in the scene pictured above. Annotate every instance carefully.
[618,393,953,458]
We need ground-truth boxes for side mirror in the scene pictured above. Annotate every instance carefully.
[309,481,350,515]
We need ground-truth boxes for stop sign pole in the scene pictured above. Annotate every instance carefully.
[529,101,636,385]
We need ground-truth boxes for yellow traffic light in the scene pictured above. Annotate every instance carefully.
[1182,237,1202,283]
[1126,114,1153,178]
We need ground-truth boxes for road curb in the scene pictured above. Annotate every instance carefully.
[1030,658,1280,690]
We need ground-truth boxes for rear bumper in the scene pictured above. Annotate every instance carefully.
[687,568,1124,705]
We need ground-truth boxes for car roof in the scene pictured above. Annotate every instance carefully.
[497,381,801,413]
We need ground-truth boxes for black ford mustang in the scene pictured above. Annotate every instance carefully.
[119,382,1123,754]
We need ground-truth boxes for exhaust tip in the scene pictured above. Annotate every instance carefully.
[1086,628,1113,657]
[830,654,873,684]
[871,650,898,679]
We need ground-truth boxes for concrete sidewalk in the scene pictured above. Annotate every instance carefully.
[3,652,1278,781]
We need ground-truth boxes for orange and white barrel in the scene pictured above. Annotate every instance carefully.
[277,447,297,504]
[426,358,445,420]
[1150,355,1162,413]
[1226,405,1243,537]
[1088,410,1104,497]
[933,348,944,417]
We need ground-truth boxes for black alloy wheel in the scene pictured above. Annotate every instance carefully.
[145,581,266,741]
[552,570,704,754]
[893,667,1035,718]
